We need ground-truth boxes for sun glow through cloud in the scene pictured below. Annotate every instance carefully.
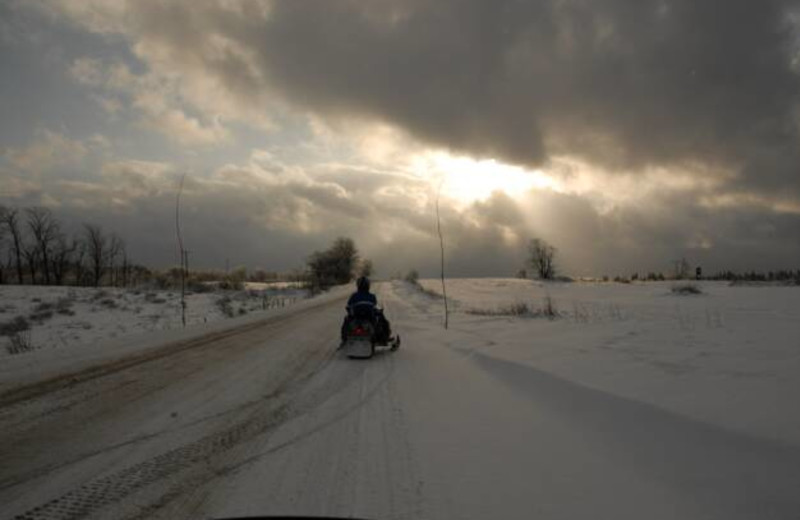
[413,152,560,205]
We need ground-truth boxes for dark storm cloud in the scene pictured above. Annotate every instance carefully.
[116,0,800,198]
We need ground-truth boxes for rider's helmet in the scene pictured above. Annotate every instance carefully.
[356,276,370,292]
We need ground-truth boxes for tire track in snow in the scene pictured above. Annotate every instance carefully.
[0,295,346,486]
[5,296,347,519]
[11,340,337,520]
[85,350,393,519]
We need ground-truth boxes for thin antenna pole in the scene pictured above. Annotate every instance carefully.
[436,182,449,329]
[176,172,187,328]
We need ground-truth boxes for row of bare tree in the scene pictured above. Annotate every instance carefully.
[0,206,141,287]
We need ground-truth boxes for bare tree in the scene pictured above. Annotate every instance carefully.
[84,224,107,287]
[50,235,77,286]
[528,238,557,280]
[1,208,25,284]
[27,207,60,285]
[120,247,130,288]
[0,206,5,284]
[22,242,40,284]
[108,233,124,286]
[72,236,87,286]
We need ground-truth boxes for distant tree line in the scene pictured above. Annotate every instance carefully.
[0,205,146,287]
[704,269,800,283]
[518,242,799,284]
[625,259,799,283]
[0,206,377,291]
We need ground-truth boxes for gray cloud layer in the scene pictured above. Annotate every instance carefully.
[4,141,797,277]
[112,0,800,197]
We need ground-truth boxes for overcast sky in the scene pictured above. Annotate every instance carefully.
[1,0,799,277]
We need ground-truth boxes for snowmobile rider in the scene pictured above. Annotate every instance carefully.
[340,276,391,346]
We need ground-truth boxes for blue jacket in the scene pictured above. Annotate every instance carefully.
[347,290,377,317]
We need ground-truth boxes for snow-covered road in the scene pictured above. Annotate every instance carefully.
[2,282,800,519]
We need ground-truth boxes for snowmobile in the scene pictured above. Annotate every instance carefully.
[342,306,400,359]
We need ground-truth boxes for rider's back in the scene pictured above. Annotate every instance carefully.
[347,290,377,319]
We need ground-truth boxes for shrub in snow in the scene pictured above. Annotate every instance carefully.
[30,301,58,321]
[1,316,34,354]
[216,296,234,318]
[671,283,703,295]
[0,316,30,337]
[509,303,533,316]
[34,301,55,312]
[144,292,167,304]
[467,299,560,319]
[99,298,118,309]
[187,280,214,294]
[56,297,75,316]
[468,303,532,316]
[91,290,110,301]
[542,295,559,319]
[29,299,57,322]
[29,310,54,323]
[467,305,523,317]
[218,279,244,291]
[7,330,33,355]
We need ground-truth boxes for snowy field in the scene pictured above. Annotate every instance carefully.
[412,278,800,446]
[0,284,308,355]
[2,278,800,519]
[0,283,310,392]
